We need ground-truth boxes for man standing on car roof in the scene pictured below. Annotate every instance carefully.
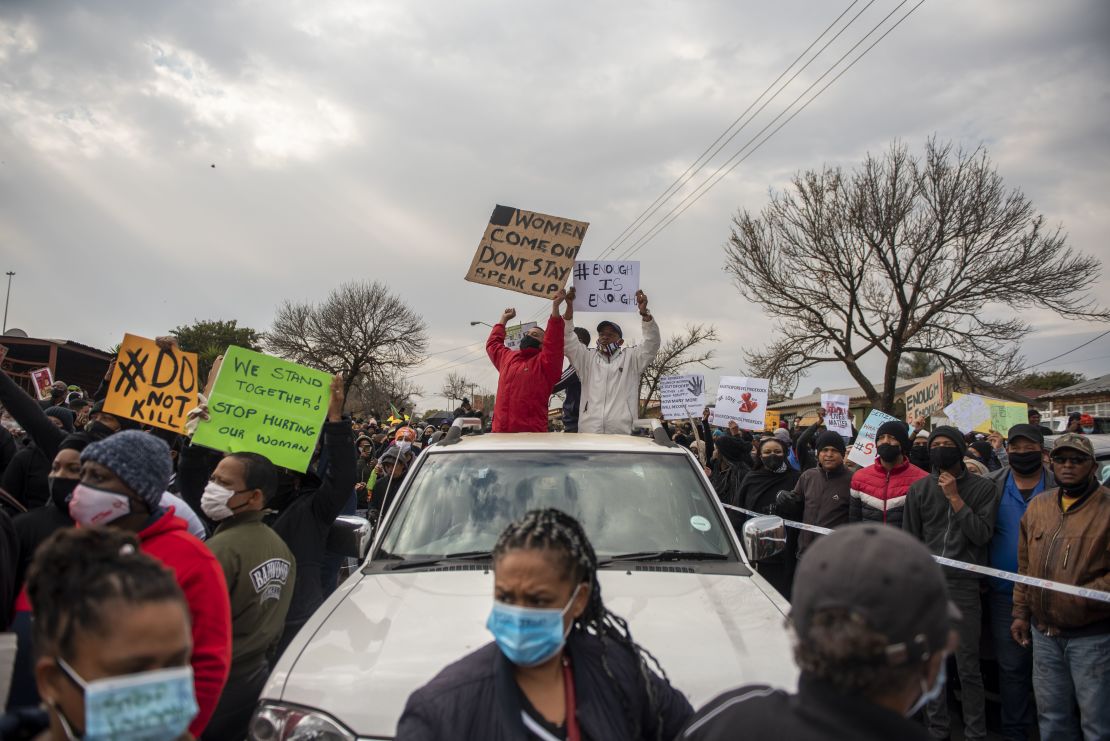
[485,290,568,433]
[562,287,661,435]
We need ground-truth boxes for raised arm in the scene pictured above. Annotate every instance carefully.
[627,290,661,375]
[562,288,591,380]
[0,369,66,460]
[540,290,567,384]
[486,308,514,371]
[309,375,358,525]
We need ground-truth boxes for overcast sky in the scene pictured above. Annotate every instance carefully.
[2,0,1108,409]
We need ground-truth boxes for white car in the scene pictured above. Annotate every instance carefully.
[250,427,798,741]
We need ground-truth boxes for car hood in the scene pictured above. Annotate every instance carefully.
[264,568,797,738]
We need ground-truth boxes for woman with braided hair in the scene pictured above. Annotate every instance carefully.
[11,527,197,740]
[397,508,693,741]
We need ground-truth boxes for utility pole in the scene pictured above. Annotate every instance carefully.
[2,272,13,333]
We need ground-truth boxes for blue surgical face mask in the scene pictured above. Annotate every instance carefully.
[906,660,946,717]
[486,584,582,667]
[53,657,198,741]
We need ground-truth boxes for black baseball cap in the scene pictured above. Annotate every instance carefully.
[596,320,623,339]
[791,523,958,666]
[1007,424,1044,447]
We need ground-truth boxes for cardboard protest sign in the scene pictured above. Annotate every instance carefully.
[847,409,900,468]
[948,392,1028,435]
[465,204,588,299]
[660,374,706,421]
[102,335,198,434]
[572,260,640,312]
[764,410,781,432]
[821,393,852,437]
[503,322,539,351]
[30,367,53,400]
[904,370,945,422]
[711,376,770,432]
[192,346,332,472]
[943,393,991,434]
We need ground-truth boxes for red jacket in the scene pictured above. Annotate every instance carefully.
[140,509,232,736]
[849,459,928,528]
[487,315,565,433]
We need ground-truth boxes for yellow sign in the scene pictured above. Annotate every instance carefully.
[950,392,1028,435]
[104,334,198,434]
[764,410,781,432]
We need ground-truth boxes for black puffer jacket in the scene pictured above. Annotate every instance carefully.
[397,631,693,741]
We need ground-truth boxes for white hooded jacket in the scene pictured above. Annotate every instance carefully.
[563,318,661,434]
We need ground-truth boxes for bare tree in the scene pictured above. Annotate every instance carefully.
[638,324,719,416]
[897,351,942,380]
[347,370,423,419]
[725,138,1109,412]
[441,371,472,409]
[267,281,428,400]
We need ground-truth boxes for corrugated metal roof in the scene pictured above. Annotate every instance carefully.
[1037,373,1110,400]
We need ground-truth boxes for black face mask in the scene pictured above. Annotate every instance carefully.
[877,443,903,463]
[519,336,542,351]
[1008,451,1044,476]
[761,454,785,471]
[48,476,78,512]
[930,447,963,471]
[908,445,931,468]
[85,420,116,440]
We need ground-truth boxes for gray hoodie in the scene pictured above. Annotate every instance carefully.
[902,466,999,580]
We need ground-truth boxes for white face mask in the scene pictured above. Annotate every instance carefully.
[201,481,247,521]
[1081,427,1094,434]
[68,484,131,527]
[906,660,946,717]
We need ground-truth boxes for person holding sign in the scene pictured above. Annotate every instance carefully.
[485,290,568,433]
[562,287,661,435]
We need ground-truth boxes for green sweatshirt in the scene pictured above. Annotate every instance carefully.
[207,510,297,674]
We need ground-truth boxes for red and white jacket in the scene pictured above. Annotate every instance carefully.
[849,458,928,528]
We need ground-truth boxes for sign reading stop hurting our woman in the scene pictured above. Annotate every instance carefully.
[465,204,589,299]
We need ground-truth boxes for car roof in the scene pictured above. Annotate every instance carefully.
[1045,433,1110,456]
[425,432,688,454]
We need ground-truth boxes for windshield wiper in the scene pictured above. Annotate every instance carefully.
[599,550,730,566]
[387,550,493,571]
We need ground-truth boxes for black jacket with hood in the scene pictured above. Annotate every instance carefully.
[397,630,693,741]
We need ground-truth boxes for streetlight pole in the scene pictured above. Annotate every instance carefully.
[2,272,13,334]
[469,321,492,328]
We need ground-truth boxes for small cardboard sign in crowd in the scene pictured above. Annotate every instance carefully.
[660,374,706,421]
[572,260,640,313]
[712,376,770,432]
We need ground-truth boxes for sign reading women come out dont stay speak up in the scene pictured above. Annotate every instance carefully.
[192,346,332,473]
[465,204,589,299]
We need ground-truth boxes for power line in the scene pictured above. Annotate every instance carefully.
[596,0,869,261]
[1025,329,1110,370]
[613,0,925,262]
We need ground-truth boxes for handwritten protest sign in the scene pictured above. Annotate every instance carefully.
[503,322,539,351]
[944,393,992,434]
[572,260,640,312]
[103,335,198,434]
[193,346,332,472]
[30,367,53,400]
[711,376,770,432]
[948,392,1028,435]
[847,409,900,468]
[904,371,945,422]
[764,410,781,432]
[465,205,588,299]
[660,374,706,421]
[821,393,852,437]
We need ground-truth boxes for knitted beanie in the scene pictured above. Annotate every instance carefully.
[45,406,75,433]
[80,430,172,509]
[928,425,968,455]
[876,421,911,453]
[814,429,847,455]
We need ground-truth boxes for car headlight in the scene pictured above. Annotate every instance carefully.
[250,702,357,741]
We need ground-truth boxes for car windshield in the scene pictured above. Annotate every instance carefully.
[376,451,733,559]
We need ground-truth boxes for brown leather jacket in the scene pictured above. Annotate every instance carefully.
[1013,482,1110,635]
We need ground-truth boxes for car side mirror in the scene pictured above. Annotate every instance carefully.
[327,515,373,561]
[742,515,786,562]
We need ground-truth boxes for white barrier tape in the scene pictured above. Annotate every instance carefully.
[722,503,1110,604]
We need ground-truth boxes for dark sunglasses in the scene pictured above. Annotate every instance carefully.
[1051,455,1091,466]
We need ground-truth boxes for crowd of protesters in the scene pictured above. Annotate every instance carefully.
[0,295,1106,741]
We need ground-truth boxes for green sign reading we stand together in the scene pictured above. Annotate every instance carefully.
[192,346,332,472]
